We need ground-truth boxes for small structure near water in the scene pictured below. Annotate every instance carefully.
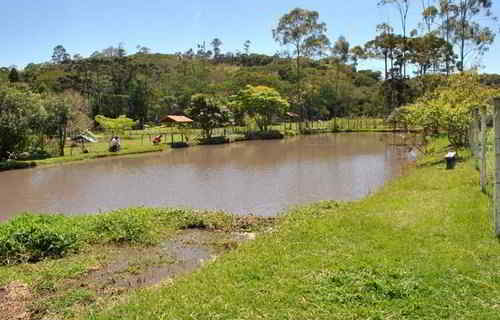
[160,115,194,146]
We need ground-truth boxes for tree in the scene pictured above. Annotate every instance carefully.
[233,85,289,132]
[403,72,499,147]
[407,34,455,75]
[350,46,367,70]
[273,8,330,121]
[211,38,223,60]
[438,0,456,74]
[421,0,439,32]
[243,40,251,55]
[449,0,496,71]
[136,45,151,54]
[0,86,44,159]
[52,45,71,64]
[378,0,411,77]
[186,94,226,139]
[365,24,397,79]
[95,115,135,135]
[332,36,350,64]
[118,42,127,57]
[129,77,152,129]
[45,95,72,156]
[8,68,19,83]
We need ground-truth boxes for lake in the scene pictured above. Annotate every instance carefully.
[0,133,413,218]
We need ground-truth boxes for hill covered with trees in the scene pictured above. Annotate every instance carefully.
[1,3,500,161]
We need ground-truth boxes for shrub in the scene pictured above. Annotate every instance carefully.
[170,141,189,148]
[197,136,230,145]
[244,130,284,140]
[85,209,156,244]
[0,214,79,264]
[0,160,36,172]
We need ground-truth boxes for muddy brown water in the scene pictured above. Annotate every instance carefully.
[0,133,413,219]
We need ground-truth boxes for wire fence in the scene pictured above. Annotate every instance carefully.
[469,107,495,195]
[469,98,500,236]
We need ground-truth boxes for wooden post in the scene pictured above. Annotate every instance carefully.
[494,97,500,237]
[480,106,487,192]
[472,109,480,158]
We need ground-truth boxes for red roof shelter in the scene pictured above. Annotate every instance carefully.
[160,115,194,123]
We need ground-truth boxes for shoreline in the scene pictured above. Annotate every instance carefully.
[2,127,418,172]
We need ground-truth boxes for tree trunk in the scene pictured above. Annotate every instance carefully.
[58,125,66,157]
[384,52,388,79]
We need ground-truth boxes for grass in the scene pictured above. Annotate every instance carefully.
[32,141,165,166]
[81,137,500,320]
[0,208,274,319]
[0,208,273,265]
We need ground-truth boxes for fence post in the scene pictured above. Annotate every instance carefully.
[480,105,487,192]
[494,97,500,237]
[471,109,480,158]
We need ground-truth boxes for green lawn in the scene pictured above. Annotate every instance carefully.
[88,138,500,319]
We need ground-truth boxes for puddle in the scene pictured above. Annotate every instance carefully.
[83,229,251,291]
[0,225,267,319]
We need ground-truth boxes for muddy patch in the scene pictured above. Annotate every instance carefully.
[7,229,260,319]
[0,281,32,320]
[80,229,254,292]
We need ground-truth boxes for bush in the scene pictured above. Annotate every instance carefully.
[170,141,189,148]
[0,160,36,172]
[85,208,156,244]
[244,130,284,140]
[0,214,79,264]
[197,136,230,145]
[29,150,51,160]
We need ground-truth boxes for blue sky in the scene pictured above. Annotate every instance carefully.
[2,0,499,73]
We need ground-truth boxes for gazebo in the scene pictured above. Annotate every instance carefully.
[160,115,194,144]
[160,115,194,124]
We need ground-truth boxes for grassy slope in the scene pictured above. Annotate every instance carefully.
[92,141,500,320]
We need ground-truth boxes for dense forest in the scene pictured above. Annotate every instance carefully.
[1,1,500,160]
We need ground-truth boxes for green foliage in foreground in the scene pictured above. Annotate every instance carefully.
[0,208,265,265]
[92,140,500,319]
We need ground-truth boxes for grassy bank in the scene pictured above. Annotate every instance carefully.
[81,139,499,320]
[0,160,37,172]
[0,208,273,265]
[32,144,164,166]
[0,208,274,319]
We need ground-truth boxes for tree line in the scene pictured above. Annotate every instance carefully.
[1,2,499,160]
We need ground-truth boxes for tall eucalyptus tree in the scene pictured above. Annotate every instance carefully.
[273,8,330,121]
